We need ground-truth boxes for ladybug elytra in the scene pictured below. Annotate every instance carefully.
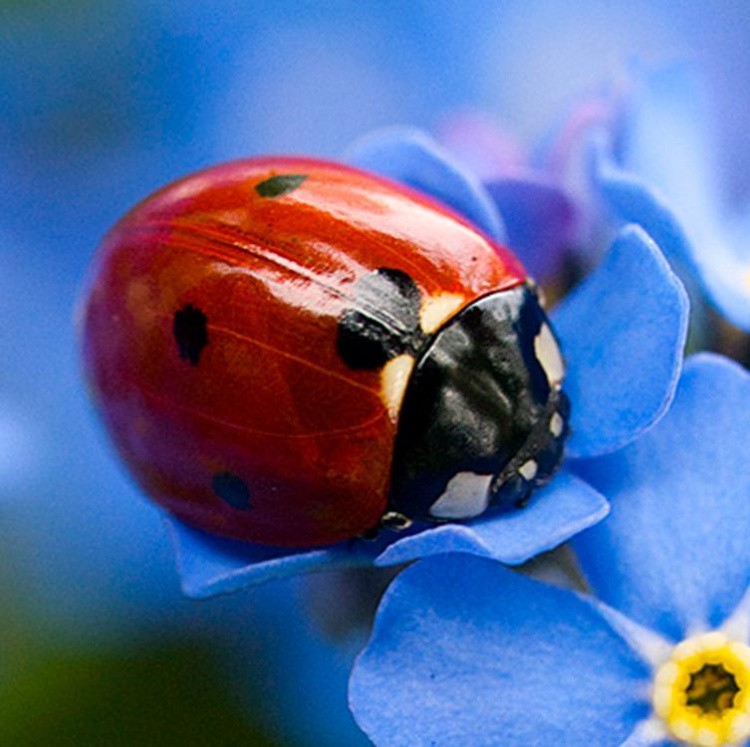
[81,158,569,548]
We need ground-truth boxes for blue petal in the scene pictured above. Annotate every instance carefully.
[484,176,576,281]
[594,128,750,332]
[572,354,750,640]
[591,132,697,271]
[350,555,650,747]
[345,127,506,242]
[166,518,382,598]
[552,225,688,459]
[706,206,750,329]
[169,470,607,596]
[593,67,750,331]
[692,237,750,331]
[374,468,608,567]
[617,65,722,253]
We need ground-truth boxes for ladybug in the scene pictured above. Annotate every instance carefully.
[81,158,569,548]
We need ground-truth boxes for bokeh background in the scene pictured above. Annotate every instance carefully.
[2,2,750,744]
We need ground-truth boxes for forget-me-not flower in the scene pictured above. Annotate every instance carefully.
[350,354,750,747]
[168,127,688,598]
[591,64,750,332]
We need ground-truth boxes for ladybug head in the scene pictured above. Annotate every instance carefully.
[387,283,570,524]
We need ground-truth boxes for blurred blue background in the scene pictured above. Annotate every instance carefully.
[2,1,750,744]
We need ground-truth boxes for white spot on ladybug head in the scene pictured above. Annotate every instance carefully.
[429,471,493,520]
[381,353,416,422]
[534,323,565,387]
[419,293,466,335]
[550,412,564,438]
[518,459,538,481]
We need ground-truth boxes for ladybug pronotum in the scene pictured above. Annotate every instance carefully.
[81,158,569,548]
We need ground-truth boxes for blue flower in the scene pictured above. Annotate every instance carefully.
[350,354,750,747]
[168,128,688,598]
[591,64,750,332]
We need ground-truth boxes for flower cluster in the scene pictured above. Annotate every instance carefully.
[351,355,750,747]
[7,2,750,742]
[65,51,750,746]
[592,65,750,331]
[347,66,750,747]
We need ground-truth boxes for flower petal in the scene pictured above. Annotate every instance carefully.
[552,225,688,458]
[592,132,750,333]
[350,554,650,747]
[591,132,696,270]
[374,468,608,568]
[166,518,382,598]
[617,65,722,252]
[620,720,673,747]
[572,354,750,640]
[484,176,577,281]
[704,205,750,329]
[692,242,750,331]
[345,126,506,241]
[592,67,750,331]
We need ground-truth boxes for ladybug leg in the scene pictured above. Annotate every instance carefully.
[490,472,532,511]
[358,511,413,542]
[358,525,382,542]
[380,511,413,531]
[514,485,534,510]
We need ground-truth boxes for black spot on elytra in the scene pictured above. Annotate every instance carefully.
[337,268,425,370]
[255,173,307,198]
[173,304,208,366]
[212,472,251,511]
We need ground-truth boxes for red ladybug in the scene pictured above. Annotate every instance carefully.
[81,158,569,548]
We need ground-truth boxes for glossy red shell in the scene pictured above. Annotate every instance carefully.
[81,158,527,547]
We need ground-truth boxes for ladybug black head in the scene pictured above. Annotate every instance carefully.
[387,284,570,524]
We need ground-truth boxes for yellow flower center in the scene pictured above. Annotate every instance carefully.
[653,632,750,746]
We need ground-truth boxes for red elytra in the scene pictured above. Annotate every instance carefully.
[81,158,527,547]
